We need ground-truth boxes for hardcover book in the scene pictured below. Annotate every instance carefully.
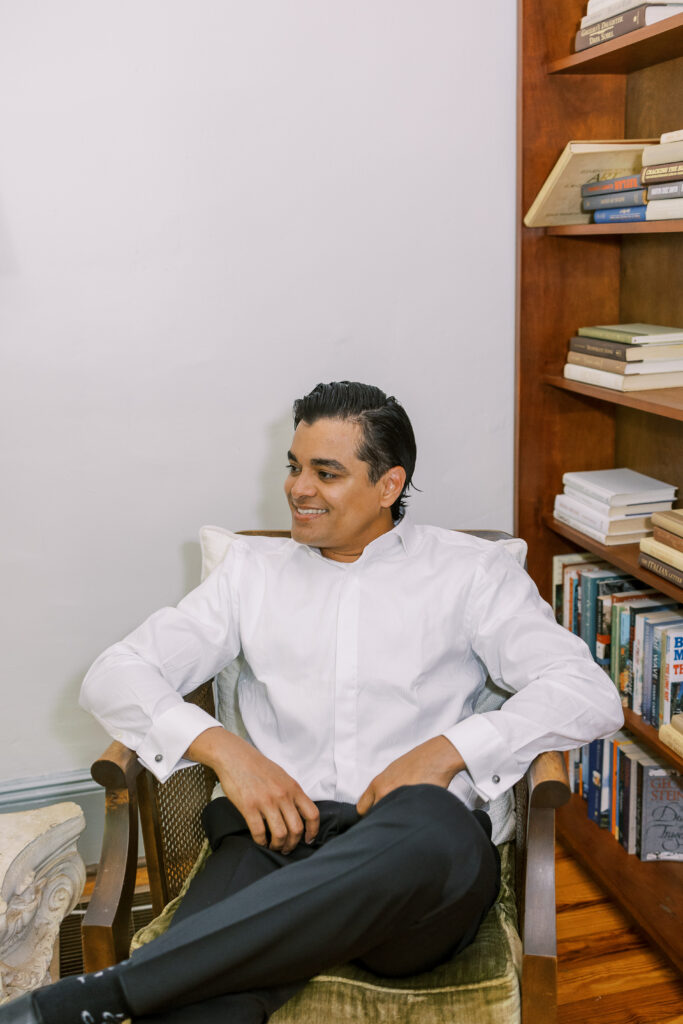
[563,363,683,390]
[638,552,683,588]
[641,161,683,183]
[646,197,683,220]
[647,180,683,198]
[566,351,683,375]
[651,509,683,539]
[594,205,647,223]
[561,467,677,506]
[653,526,683,553]
[581,172,641,196]
[523,140,653,227]
[638,762,683,861]
[569,335,683,361]
[640,536,683,571]
[576,323,683,344]
[576,6,683,51]
[581,188,647,210]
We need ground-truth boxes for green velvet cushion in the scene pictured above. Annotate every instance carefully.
[131,843,521,1024]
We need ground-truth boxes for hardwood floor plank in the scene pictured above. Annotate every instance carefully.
[558,983,683,1024]
[558,948,680,1002]
[557,902,637,939]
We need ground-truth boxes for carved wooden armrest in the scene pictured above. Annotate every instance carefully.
[81,742,142,972]
[520,751,570,1024]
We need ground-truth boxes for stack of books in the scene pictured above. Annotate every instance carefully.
[580,172,648,223]
[576,1,683,52]
[640,508,683,587]
[567,731,682,861]
[563,322,683,390]
[641,129,683,220]
[553,467,676,545]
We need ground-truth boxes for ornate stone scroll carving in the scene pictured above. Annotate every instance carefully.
[0,802,86,1002]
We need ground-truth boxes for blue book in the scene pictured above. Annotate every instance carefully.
[582,188,647,211]
[593,205,647,223]
[581,745,590,800]
[587,739,604,823]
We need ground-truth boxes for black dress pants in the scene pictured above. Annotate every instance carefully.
[119,784,501,1024]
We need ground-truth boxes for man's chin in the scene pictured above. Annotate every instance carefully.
[290,515,329,547]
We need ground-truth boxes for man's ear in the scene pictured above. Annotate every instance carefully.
[379,466,407,509]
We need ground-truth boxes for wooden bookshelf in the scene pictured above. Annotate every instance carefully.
[545,515,683,603]
[517,0,683,971]
[545,374,683,423]
[546,221,683,235]
[556,795,683,974]
[623,708,683,772]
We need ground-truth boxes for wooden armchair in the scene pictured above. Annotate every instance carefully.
[81,530,571,1024]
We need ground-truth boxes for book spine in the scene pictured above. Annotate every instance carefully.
[651,628,664,724]
[647,180,683,199]
[575,8,649,51]
[664,631,683,725]
[569,335,632,359]
[581,172,642,197]
[642,161,683,184]
[587,739,604,823]
[653,526,683,552]
[593,205,647,222]
[639,552,683,587]
[651,511,683,539]
[581,188,647,210]
[567,352,629,374]
[639,764,683,861]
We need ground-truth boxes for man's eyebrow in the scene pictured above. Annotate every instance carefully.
[287,450,348,472]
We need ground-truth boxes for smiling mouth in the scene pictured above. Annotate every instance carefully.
[293,507,327,517]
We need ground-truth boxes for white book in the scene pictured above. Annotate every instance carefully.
[582,0,678,26]
[553,510,651,545]
[561,467,677,506]
[561,488,673,516]
[642,139,683,166]
[646,197,683,221]
[660,128,683,143]
[564,362,683,390]
[554,494,652,533]
[618,357,683,374]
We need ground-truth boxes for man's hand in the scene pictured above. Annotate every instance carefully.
[185,727,319,853]
[356,735,466,816]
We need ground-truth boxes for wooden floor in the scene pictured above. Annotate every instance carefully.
[556,841,683,1024]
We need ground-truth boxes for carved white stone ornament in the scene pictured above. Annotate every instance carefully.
[0,802,86,1003]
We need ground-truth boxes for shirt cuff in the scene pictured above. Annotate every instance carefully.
[443,714,522,802]
[137,702,223,782]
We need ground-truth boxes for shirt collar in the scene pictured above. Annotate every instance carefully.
[300,516,417,565]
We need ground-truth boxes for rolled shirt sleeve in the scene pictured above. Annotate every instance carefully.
[80,543,244,782]
[444,544,624,802]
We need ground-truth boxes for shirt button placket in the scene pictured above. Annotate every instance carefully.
[333,572,360,801]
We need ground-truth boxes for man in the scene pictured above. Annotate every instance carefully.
[1,381,623,1024]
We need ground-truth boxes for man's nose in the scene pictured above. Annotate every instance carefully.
[290,471,317,499]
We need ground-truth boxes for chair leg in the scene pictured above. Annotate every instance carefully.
[522,954,557,1024]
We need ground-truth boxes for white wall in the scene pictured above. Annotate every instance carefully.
[0,1,517,782]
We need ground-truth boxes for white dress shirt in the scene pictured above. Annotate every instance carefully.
[80,521,624,809]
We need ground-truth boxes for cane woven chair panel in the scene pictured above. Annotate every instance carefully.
[147,680,218,901]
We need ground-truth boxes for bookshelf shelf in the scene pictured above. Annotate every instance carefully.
[623,708,683,772]
[545,221,683,236]
[545,515,683,602]
[548,12,683,75]
[544,374,683,423]
[556,794,683,974]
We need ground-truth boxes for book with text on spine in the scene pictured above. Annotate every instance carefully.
[563,362,683,391]
[567,351,683,374]
[647,180,683,198]
[594,205,647,223]
[581,173,641,196]
[642,161,683,183]
[553,510,651,545]
[569,335,683,361]
[639,552,683,589]
[582,188,647,210]
[638,762,683,861]
[576,6,683,51]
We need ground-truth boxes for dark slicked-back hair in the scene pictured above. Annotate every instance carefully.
[292,381,416,521]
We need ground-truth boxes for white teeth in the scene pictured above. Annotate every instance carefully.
[297,509,326,515]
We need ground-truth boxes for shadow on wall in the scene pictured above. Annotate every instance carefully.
[258,411,297,529]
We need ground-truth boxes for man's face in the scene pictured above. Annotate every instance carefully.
[284,417,399,561]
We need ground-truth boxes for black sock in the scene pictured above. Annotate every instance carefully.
[33,967,129,1024]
